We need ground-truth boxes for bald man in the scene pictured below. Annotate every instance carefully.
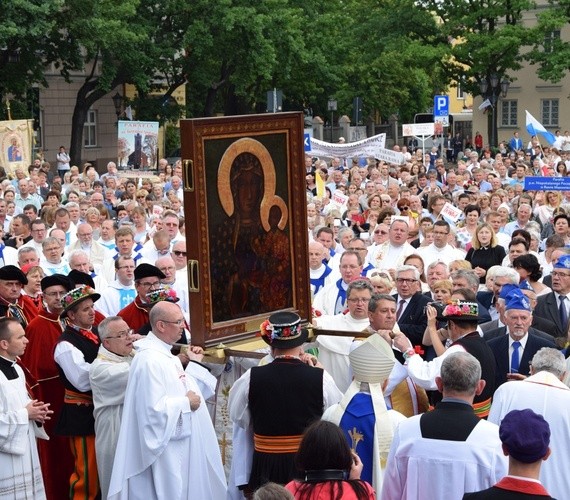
[309,240,333,296]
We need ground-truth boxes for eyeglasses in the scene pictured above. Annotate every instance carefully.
[551,271,570,278]
[173,251,187,257]
[347,297,370,304]
[399,206,409,210]
[106,329,134,340]
[374,230,388,235]
[396,278,418,284]
[138,281,161,288]
[160,319,184,326]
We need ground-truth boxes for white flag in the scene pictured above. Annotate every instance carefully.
[125,106,133,121]
[478,99,492,111]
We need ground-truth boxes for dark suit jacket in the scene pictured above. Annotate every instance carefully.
[476,290,494,311]
[464,483,554,499]
[487,332,556,387]
[484,325,555,344]
[394,292,431,346]
[534,292,565,338]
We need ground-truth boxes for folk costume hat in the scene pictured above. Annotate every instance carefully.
[145,286,180,306]
[436,299,481,322]
[499,409,550,463]
[41,274,73,292]
[68,269,96,289]
[260,311,307,349]
[0,265,28,285]
[60,285,101,318]
[134,263,165,281]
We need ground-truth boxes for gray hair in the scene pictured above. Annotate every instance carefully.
[395,265,420,281]
[531,348,566,379]
[337,227,353,241]
[440,351,481,394]
[98,316,125,341]
[42,236,62,250]
[450,269,480,292]
[369,293,396,312]
[427,260,449,273]
[65,201,79,210]
[347,279,373,300]
[493,267,520,284]
[68,249,89,266]
[18,246,37,259]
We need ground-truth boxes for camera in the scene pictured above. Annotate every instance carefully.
[424,301,445,316]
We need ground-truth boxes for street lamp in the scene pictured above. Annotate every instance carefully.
[479,74,510,148]
[327,99,337,142]
[112,92,123,122]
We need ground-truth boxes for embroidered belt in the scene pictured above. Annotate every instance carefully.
[473,397,492,418]
[254,433,303,454]
[64,389,93,406]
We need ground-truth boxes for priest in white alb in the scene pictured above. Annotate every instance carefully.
[107,301,226,500]
[89,316,136,500]
[0,317,51,499]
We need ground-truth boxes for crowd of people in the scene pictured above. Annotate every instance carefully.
[1,132,570,500]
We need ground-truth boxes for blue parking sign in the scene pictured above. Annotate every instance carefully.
[304,133,311,152]
[434,95,449,117]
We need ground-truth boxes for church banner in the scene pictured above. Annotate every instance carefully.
[309,134,404,163]
[117,120,159,170]
[0,119,34,177]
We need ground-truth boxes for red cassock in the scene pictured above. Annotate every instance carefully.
[117,296,149,332]
[18,294,40,324]
[22,308,74,500]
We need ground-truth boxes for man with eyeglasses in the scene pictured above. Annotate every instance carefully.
[108,301,226,499]
[118,263,167,333]
[171,239,189,295]
[21,218,47,256]
[41,236,71,276]
[95,256,136,317]
[156,255,190,324]
[534,254,570,339]
[314,279,374,392]
[89,316,135,499]
[22,274,75,500]
[368,219,415,274]
[393,264,431,347]
[421,220,465,268]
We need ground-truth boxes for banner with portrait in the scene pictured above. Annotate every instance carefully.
[0,119,34,177]
[180,113,310,346]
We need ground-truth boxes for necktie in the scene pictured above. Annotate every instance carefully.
[511,341,521,373]
[560,296,568,333]
[8,304,27,328]
[396,299,406,321]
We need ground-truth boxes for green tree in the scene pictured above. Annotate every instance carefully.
[419,0,543,145]
[526,0,570,82]
[0,0,62,102]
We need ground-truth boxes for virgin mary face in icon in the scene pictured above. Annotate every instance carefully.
[231,153,263,222]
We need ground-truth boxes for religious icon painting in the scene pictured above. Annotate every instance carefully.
[180,112,311,346]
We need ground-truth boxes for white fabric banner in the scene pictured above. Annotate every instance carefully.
[309,134,404,164]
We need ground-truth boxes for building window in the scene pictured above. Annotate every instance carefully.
[544,30,560,53]
[501,100,517,127]
[83,109,97,147]
[542,99,559,127]
[456,85,464,100]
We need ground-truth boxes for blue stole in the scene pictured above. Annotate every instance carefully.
[339,393,375,485]
[118,288,136,309]
[310,266,333,295]
[0,244,4,266]
[361,263,375,277]
[334,279,348,315]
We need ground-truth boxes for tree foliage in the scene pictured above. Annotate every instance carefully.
[527,0,570,82]
[0,0,62,97]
